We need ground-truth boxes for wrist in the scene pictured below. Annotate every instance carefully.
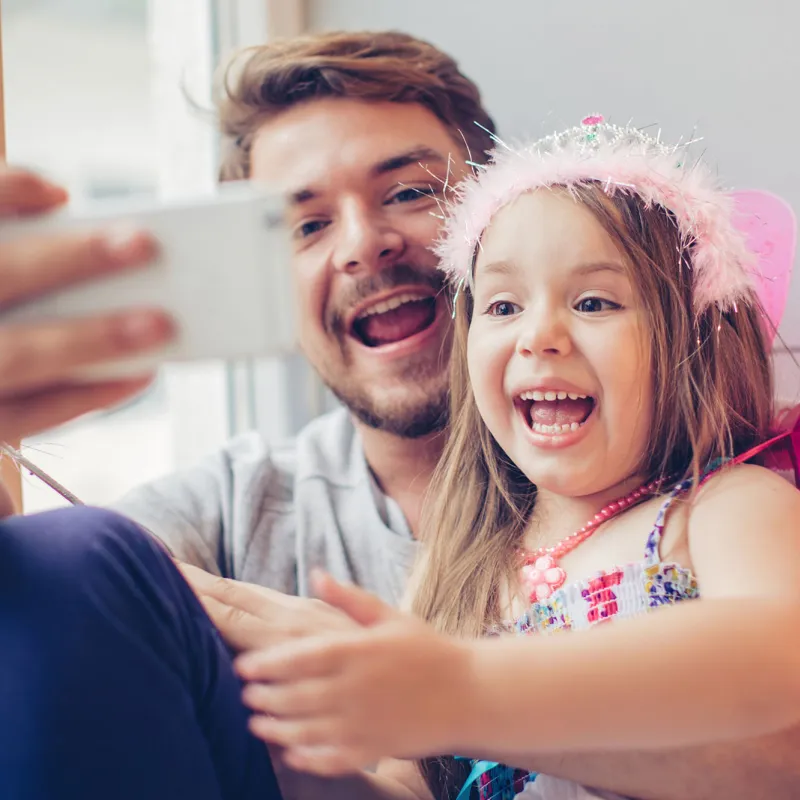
[445,638,498,755]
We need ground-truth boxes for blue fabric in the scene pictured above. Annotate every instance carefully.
[456,759,501,800]
[0,507,281,800]
[456,758,538,800]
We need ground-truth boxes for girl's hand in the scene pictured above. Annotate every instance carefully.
[235,571,474,777]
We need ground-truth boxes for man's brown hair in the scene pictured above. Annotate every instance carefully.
[216,30,496,180]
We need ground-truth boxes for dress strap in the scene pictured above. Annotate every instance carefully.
[642,477,694,564]
[640,433,789,565]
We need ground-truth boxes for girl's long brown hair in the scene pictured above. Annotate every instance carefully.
[411,185,774,798]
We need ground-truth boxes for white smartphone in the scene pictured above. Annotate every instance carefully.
[0,182,294,379]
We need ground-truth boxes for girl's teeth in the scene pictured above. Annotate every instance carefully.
[531,421,583,435]
[518,390,590,402]
[519,391,588,403]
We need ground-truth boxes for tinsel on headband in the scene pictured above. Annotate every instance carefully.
[435,116,756,313]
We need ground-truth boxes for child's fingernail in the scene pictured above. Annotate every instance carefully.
[234,656,252,675]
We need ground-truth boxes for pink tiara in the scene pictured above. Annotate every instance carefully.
[436,115,795,324]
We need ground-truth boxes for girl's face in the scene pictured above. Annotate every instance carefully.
[467,190,653,499]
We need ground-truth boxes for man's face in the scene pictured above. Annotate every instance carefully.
[250,99,469,438]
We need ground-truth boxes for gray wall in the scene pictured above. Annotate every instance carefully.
[309,0,799,352]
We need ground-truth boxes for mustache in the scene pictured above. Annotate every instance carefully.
[328,263,447,336]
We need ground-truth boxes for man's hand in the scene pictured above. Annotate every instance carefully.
[0,167,175,445]
[178,562,358,652]
[235,572,472,777]
[0,167,175,517]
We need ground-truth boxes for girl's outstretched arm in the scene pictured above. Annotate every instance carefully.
[235,464,800,775]
[466,464,800,760]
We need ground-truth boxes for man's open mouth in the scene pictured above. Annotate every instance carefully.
[351,291,438,348]
[515,389,596,435]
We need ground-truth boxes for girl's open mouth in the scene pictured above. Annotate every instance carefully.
[515,389,596,436]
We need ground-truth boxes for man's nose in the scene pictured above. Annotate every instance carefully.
[331,201,405,275]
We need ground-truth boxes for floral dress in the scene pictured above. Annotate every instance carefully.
[458,416,800,799]
[462,476,700,800]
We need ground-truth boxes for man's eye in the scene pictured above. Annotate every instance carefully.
[296,219,328,239]
[388,186,438,204]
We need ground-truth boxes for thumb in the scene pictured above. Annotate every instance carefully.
[311,570,396,627]
[0,481,15,520]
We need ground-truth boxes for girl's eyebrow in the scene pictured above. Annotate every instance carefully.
[477,260,517,277]
[477,260,625,278]
[571,261,627,277]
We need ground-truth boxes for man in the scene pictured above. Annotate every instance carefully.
[112,31,491,605]
[1,30,798,800]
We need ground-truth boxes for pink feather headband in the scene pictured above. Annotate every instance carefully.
[436,115,796,336]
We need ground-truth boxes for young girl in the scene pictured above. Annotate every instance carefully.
[235,117,800,800]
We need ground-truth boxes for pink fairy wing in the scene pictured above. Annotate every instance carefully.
[761,404,800,488]
[723,404,800,488]
[725,192,798,487]
[731,190,797,345]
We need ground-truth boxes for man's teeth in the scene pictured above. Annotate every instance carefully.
[530,421,583,435]
[356,292,430,319]
[518,390,589,402]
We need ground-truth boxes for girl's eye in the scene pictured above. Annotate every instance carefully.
[388,186,438,204]
[486,300,521,317]
[575,297,620,313]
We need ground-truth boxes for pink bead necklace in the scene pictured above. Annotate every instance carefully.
[520,477,665,602]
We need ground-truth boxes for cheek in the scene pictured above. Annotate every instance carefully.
[618,347,650,404]
[625,328,653,411]
[291,254,331,343]
[467,326,511,432]
[600,324,654,437]
[410,209,445,248]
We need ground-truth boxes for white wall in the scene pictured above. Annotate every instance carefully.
[309,0,800,399]
[3,2,237,510]
[4,6,157,193]
[5,1,797,508]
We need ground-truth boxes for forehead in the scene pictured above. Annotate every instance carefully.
[249,97,465,192]
[475,189,624,273]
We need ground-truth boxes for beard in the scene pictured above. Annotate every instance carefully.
[326,367,450,439]
[319,262,451,439]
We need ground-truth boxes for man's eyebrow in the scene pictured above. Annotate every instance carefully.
[286,147,448,206]
[372,147,448,176]
[288,187,317,206]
